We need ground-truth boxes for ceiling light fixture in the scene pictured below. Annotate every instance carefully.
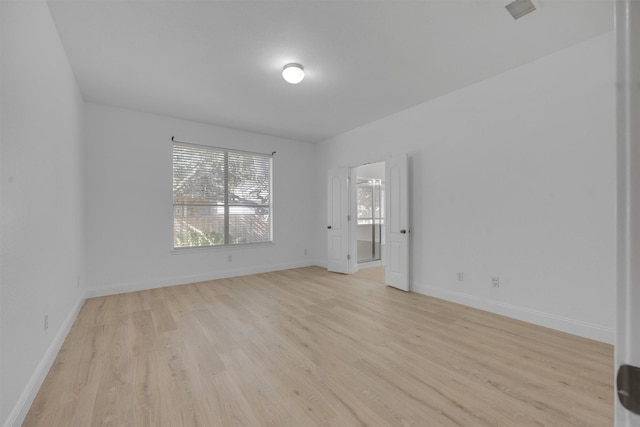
[282,63,305,84]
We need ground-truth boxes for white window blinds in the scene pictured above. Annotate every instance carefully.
[173,143,272,248]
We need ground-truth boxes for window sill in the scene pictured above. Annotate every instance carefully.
[170,241,275,254]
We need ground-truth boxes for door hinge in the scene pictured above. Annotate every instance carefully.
[347,215,351,221]
[347,254,351,260]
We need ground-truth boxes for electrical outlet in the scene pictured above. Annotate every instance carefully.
[492,276,500,288]
[457,272,464,281]
[227,255,232,262]
[44,314,49,331]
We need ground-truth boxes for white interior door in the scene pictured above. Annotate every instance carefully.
[327,168,350,274]
[616,0,640,424]
[385,153,410,291]
[349,169,359,274]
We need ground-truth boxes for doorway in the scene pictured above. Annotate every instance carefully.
[327,154,409,291]
[355,162,385,269]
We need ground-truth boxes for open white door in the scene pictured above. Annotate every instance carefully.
[385,154,410,291]
[327,168,350,274]
[615,1,640,424]
[349,169,359,274]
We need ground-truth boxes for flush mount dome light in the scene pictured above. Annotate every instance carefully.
[282,63,305,84]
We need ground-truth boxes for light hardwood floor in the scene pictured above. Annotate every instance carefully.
[24,266,613,426]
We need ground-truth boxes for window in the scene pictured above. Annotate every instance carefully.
[173,143,272,248]
[357,179,384,226]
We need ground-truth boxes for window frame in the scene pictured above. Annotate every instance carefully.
[172,141,273,251]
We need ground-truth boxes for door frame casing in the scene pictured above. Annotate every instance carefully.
[327,167,351,274]
[615,0,640,425]
[348,168,359,274]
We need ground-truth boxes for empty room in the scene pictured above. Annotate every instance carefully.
[2,0,640,426]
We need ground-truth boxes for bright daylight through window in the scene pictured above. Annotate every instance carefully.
[173,143,272,248]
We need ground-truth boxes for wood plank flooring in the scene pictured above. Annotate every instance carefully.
[24,266,613,426]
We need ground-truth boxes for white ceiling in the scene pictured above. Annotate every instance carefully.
[47,0,613,143]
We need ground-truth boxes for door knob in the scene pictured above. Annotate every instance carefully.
[618,364,640,415]
[400,229,407,234]
[327,226,332,229]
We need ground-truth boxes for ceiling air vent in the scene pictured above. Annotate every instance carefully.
[505,0,536,20]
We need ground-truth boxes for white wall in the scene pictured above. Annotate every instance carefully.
[84,103,316,296]
[314,32,616,343]
[0,2,86,426]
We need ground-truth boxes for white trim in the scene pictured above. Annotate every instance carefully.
[413,282,614,345]
[86,261,315,298]
[170,241,275,254]
[314,260,328,269]
[3,293,86,427]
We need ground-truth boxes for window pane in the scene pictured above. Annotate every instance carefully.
[229,207,271,244]
[357,180,385,226]
[227,152,271,207]
[357,185,373,224]
[173,144,225,205]
[174,205,225,247]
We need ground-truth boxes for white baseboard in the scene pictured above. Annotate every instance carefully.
[4,292,86,427]
[314,259,328,269]
[413,283,615,345]
[86,260,316,298]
